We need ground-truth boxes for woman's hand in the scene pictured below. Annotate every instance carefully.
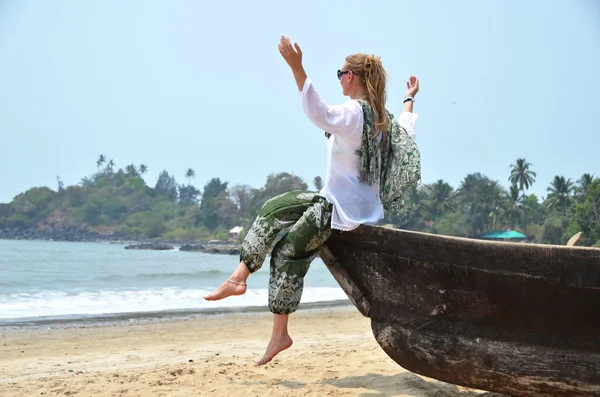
[278,36,307,91]
[405,76,419,98]
[278,36,303,70]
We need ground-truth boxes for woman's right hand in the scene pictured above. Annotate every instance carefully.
[405,76,419,98]
[278,36,303,71]
[278,35,307,92]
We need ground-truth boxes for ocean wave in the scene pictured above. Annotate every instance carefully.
[91,269,227,282]
[0,286,347,321]
[0,280,28,288]
[136,270,226,279]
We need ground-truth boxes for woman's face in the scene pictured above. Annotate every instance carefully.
[339,62,352,96]
[338,62,361,97]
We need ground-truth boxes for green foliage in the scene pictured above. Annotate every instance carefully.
[432,212,466,237]
[509,158,536,193]
[568,179,600,246]
[525,223,543,241]
[1,155,598,247]
[178,184,201,206]
[155,170,178,203]
[379,162,598,246]
[9,187,56,227]
[544,175,576,215]
[200,178,231,231]
[164,227,211,241]
[0,203,13,218]
[455,173,506,236]
[541,216,571,245]
[0,155,318,242]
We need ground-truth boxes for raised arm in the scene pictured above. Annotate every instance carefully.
[278,36,361,137]
[278,36,307,93]
[399,76,420,141]
[300,78,362,136]
[402,75,419,114]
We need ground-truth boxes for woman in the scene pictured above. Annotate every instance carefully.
[205,36,420,366]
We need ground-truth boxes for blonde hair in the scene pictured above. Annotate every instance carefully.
[344,53,388,134]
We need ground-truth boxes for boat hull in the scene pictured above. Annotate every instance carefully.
[320,225,600,396]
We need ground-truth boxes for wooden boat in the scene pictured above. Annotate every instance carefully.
[319,225,600,397]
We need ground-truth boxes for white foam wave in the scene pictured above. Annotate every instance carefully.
[0,287,348,320]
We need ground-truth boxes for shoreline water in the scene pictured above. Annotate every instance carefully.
[0,299,352,331]
[1,239,347,327]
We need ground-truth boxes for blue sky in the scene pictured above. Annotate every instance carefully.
[1,0,598,204]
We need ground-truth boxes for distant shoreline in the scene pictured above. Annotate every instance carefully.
[0,228,229,246]
[0,231,243,255]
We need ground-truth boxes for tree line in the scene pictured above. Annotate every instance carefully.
[0,155,598,246]
[389,158,599,246]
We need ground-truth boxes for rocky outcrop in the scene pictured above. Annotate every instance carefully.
[124,242,174,250]
[179,243,240,255]
[0,225,240,255]
[178,244,205,252]
[0,225,109,242]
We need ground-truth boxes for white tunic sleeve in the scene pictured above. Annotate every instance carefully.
[397,111,419,141]
[299,78,363,138]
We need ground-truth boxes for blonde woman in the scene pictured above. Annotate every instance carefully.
[205,36,420,366]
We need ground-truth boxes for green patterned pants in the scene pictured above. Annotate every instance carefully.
[240,190,334,315]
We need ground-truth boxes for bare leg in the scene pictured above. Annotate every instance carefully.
[203,261,250,301]
[257,314,293,366]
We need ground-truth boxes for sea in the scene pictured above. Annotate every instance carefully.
[0,239,349,328]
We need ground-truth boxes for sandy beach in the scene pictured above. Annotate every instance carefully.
[0,307,501,397]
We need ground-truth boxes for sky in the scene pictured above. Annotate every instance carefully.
[0,0,599,204]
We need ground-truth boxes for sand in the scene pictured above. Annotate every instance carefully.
[0,307,498,396]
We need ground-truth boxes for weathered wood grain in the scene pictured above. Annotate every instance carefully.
[319,225,600,397]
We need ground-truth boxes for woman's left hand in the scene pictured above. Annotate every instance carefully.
[405,75,419,98]
[278,36,303,70]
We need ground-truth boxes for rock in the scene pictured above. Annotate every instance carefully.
[124,242,174,250]
[179,244,205,252]
[178,244,240,255]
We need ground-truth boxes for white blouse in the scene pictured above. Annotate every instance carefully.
[300,77,418,231]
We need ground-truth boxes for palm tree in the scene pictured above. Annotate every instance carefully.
[139,164,148,175]
[506,184,523,230]
[406,186,428,217]
[509,158,536,198]
[545,175,576,214]
[484,181,508,231]
[576,173,596,202]
[456,173,479,212]
[488,205,506,230]
[509,159,536,233]
[424,179,456,217]
[125,164,138,176]
[107,159,115,173]
[394,186,429,230]
[96,154,106,171]
[185,168,196,186]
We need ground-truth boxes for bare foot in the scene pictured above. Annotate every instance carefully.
[204,279,247,301]
[256,334,293,366]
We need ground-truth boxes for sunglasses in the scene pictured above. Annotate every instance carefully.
[337,70,351,80]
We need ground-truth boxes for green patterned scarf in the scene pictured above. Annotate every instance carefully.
[355,99,381,185]
[325,99,422,215]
